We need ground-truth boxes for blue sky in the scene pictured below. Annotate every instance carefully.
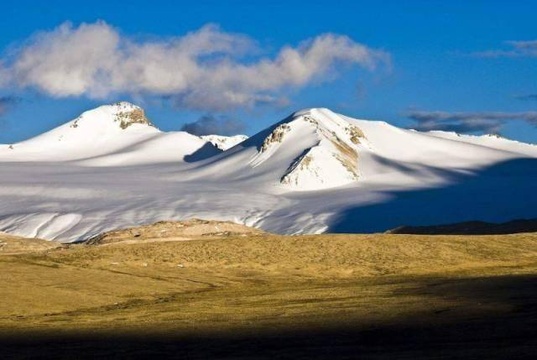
[1,0,536,143]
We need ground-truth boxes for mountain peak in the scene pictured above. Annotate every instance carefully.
[249,107,367,190]
[1,102,160,161]
[79,102,155,130]
[291,107,332,118]
[295,108,366,144]
[56,101,157,138]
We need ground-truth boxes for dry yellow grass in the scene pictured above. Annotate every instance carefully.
[0,232,61,254]
[1,230,537,358]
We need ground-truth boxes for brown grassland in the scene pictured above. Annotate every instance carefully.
[1,229,537,359]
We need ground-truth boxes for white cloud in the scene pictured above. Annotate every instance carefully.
[2,21,389,111]
[13,21,120,97]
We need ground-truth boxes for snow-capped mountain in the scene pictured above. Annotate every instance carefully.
[194,107,537,190]
[0,103,536,242]
[0,102,220,165]
[248,108,366,190]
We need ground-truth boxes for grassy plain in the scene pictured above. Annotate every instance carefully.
[1,231,537,358]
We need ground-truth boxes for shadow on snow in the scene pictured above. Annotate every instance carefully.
[328,157,537,233]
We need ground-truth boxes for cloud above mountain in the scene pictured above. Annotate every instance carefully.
[180,115,245,136]
[0,21,389,111]
[473,40,537,58]
[407,110,537,133]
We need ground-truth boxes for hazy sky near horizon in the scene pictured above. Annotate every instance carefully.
[0,0,536,143]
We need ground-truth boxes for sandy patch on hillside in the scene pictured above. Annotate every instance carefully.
[0,232,61,255]
[85,218,265,246]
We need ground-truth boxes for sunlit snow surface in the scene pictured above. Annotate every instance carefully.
[1,103,536,242]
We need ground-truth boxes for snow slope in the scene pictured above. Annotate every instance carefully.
[201,134,249,151]
[0,104,536,242]
[424,130,537,157]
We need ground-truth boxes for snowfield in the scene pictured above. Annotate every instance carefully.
[1,102,536,242]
